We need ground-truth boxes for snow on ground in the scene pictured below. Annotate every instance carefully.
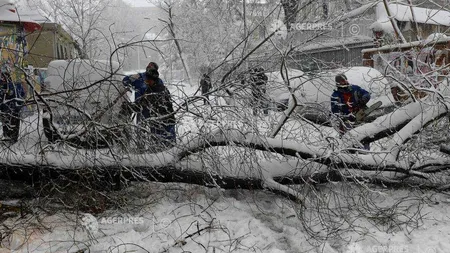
[2,183,450,253]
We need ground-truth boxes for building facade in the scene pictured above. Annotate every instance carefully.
[26,22,77,68]
[291,2,450,70]
[0,6,41,78]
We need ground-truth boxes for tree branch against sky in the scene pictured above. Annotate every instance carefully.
[3,1,450,251]
[7,0,448,195]
[25,0,115,58]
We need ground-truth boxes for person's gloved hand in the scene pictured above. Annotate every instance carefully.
[131,74,141,82]
[122,79,131,86]
[360,95,370,106]
[355,99,368,112]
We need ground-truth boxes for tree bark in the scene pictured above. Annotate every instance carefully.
[281,0,299,31]
[8,117,449,201]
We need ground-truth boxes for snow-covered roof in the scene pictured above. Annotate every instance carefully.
[0,2,41,31]
[0,0,14,6]
[373,2,450,33]
[17,9,49,23]
[387,3,450,26]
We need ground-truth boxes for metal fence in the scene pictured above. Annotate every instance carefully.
[290,40,375,71]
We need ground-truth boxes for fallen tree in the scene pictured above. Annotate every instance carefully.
[2,93,450,202]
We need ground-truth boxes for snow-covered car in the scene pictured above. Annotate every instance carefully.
[43,59,129,135]
[218,68,306,111]
[287,66,395,124]
[265,68,307,110]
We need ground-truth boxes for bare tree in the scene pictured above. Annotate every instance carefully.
[26,0,111,58]
[281,0,301,31]
[7,0,447,213]
[158,1,192,85]
[2,0,450,251]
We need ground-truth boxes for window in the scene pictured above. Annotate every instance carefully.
[56,44,61,59]
[60,45,64,59]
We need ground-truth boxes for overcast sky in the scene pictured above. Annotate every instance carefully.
[123,0,155,7]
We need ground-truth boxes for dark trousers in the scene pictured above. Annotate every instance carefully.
[203,94,209,105]
[136,120,176,152]
[150,124,176,146]
[1,111,20,142]
[202,90,210,105]
[252,93,268,116]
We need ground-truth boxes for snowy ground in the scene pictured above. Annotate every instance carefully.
[2,183,450,253]
[1,79,450,253]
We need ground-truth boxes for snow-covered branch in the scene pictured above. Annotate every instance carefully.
[3,120,445,201]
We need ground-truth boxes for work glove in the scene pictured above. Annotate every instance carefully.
[360,94,370,106]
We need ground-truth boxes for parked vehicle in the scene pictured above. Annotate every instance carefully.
[231,67,392,117]
[265,68,307,110]
[287,66,395,124]
[42,59,129,146]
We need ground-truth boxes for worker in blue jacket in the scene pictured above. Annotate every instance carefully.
[122,62,176,150]
[0,70,25,143]
[331,74,370,149]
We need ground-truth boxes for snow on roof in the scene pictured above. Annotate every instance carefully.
[374,2,450,33]
[0,2,41,31]
[388,3,450,26]
[0,0,14,6]
[17,9,49,23]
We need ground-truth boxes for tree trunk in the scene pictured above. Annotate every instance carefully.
[281,0,299,31]
[322,0,328,19]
